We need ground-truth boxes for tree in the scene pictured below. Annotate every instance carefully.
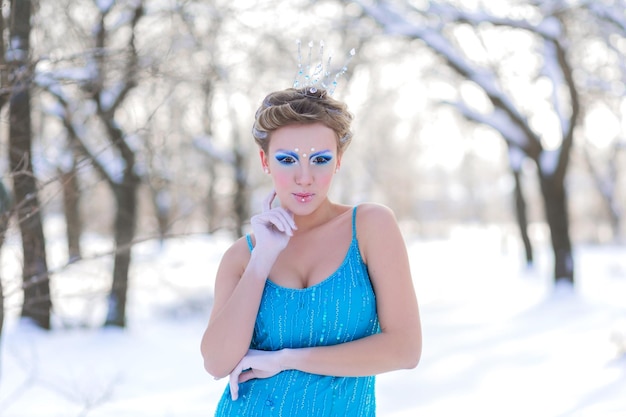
[38,0,145,327]
[0,181,12,365]
[6,0,52,328]
[58,150,83,262]
[576,1,626,242]
[357,0,584,284]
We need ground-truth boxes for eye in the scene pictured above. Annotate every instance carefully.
[275,153,298,165]
[311,154,333,165]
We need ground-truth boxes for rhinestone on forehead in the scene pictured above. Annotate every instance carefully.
[293,147,317,158]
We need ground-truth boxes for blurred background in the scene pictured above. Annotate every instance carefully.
[0,0,626,417]
[0,1,624,413]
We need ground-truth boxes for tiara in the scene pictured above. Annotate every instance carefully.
[293,40,356,96]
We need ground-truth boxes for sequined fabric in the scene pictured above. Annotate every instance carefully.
[215,206,380,416]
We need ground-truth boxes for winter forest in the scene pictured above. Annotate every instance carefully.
[0,0,625,416]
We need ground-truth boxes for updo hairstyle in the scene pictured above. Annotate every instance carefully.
[252,88,353,154]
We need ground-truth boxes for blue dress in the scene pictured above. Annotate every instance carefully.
[214,206,381,416]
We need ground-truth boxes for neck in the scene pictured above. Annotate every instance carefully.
[292,199,336,233]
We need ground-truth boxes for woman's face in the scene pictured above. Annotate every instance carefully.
[261,123,341,216]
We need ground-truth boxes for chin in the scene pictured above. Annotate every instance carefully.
[287,202,319,217]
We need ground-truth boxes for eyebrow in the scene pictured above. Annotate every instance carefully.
[309,149,333,158]
[274,150,300,159]
[273,149,334,161]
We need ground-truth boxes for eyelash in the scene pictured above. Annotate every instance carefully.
[276,154,297,165]
[311,155,333,165]
[275,153,334,166]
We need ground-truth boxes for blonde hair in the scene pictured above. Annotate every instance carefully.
[252,88,353,154]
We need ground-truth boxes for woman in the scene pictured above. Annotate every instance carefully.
[201,87,422,416]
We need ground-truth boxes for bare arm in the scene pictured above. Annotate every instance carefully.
[200,243,271,378]
[200,191,296,378]
[229,204,421,398]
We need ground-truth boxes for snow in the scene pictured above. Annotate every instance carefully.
[537,16,562,39]
[96,0,115,14]
[539,148,561,176]
[100,83,125,113]
[453,101,530,150]
[1,224,625,417]
[508,145,525,171]
[541,39,569,138]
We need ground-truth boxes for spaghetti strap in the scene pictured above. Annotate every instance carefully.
[246,234,254,252]
[352,206,358,240]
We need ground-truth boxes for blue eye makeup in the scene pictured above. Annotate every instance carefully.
[274,151,299,165]
[309,151,334,165]
[273,149,334,166]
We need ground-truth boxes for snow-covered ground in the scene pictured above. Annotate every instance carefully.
[1,226,625,417]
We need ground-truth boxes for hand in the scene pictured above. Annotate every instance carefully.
[250,190,296,260]
[229,349,287,401]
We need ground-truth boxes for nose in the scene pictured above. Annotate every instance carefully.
[295,164,313,186]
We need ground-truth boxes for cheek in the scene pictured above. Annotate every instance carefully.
[268,166,292,187]
[269,164,336,189]
[272,174,292,189]
[315,169,335,187]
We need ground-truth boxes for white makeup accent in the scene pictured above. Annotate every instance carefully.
[294,147,318,159]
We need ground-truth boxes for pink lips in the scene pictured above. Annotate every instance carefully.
[294,193,314,203]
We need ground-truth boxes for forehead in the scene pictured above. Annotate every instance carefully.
[269,123,337,151]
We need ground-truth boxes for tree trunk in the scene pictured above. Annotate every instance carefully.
[0,262,3,350]
[206,167,218,233]
[512,170,533,266]
[60,164,82,262]
[0,2,8,359]
[153,189,169,245]
[233,149,248,238]
[10,88,51,329]
[9,0,51,329]
[582,143,622,242]
[0,181,11,358]
[539,173,574,284]
[104,176,138,327]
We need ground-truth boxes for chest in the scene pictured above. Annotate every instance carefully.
[269,220,354,289]
[252,255,380,350]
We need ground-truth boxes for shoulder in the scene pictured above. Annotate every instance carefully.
[217,235,252,275]
[355,203,398,231]
[355,203,403,263]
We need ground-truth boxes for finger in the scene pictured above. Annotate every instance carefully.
[239,369,256,384]
[229,367,241,401]
[263,190,277,212]
[274,208,297,232]
[279,207,297,230]
[267,211,294,236]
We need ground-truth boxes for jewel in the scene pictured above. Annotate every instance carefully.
[293,40,356,96]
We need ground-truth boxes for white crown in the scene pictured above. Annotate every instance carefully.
[293,40,356,96]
